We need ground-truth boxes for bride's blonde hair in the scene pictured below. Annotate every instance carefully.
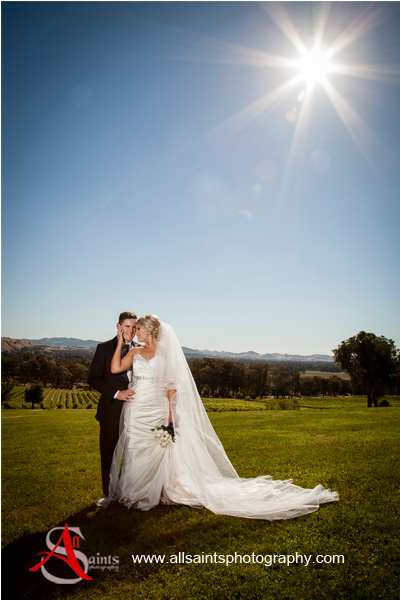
[137,315,161,340]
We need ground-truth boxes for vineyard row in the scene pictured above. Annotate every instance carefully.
[3,386,101,409]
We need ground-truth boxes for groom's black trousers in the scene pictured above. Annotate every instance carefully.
[99,422,120,497]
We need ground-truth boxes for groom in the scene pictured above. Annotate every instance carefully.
[88,311,137,499]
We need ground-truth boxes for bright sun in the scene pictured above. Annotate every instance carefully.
[296,47,331,85]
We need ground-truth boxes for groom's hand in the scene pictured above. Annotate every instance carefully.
[116,390,135,402]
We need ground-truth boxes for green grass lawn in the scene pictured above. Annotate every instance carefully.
[2,403,399,600]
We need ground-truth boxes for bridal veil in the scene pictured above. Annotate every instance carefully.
[151,322,339,520]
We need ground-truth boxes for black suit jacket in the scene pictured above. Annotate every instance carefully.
[88,337,131,425]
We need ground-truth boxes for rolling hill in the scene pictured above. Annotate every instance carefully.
[2,337,333,363]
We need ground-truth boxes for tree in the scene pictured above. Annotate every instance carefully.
[67,363,88,388]
[19,358,40,384]
[53,365,72,388]
[300,377,317,397]
[270,366,292,398]
[36,355,56,387]
[1,355,19,382]
[246,364,269,398]
[328,376,343,397]
[25,384,44,409]
[333,331,398,407]
[288,371,301,397]
[1,382,15,405]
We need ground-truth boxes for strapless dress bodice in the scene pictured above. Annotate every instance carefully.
[127,354,155,382]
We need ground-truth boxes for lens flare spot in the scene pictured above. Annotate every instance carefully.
[239,209,253,219]
[285,108,297,122]
[254,160,277,182]
[309,148,331,172]
[251,184,263,199]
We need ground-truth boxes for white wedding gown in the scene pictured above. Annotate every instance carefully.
[104,353,339,520]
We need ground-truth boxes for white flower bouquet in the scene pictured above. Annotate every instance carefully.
[152,425,175,447]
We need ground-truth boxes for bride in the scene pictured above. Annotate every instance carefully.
[100,315,339,519]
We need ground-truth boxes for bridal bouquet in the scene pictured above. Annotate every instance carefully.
[152,425,175,447]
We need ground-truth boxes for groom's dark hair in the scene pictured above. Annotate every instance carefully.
[119,311,137,324]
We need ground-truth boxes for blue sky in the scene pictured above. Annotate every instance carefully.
[2,1,400,355]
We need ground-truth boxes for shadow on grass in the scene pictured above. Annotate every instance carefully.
[2,500,252,600]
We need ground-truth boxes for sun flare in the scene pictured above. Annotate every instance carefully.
[296,47,332,85]
[158,3,397,187]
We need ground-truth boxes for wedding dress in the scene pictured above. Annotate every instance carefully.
[103,323,339,520]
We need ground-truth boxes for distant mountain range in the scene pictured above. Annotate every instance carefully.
[1,337,333,362]
[181,347,333,362]
[24,337,99,348]
[1,337,99,353]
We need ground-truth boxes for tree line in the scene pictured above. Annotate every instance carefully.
[189,359,350,398]
[2,331,399,406]
[2,351,347,398]
[1,352,90,389]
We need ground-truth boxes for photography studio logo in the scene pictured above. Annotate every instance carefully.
[29,523,119,584]
[29,523,93,584]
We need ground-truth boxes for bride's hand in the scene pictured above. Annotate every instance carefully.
[116,323,124,345]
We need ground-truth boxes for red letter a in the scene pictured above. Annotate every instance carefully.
[30,523,93,581]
